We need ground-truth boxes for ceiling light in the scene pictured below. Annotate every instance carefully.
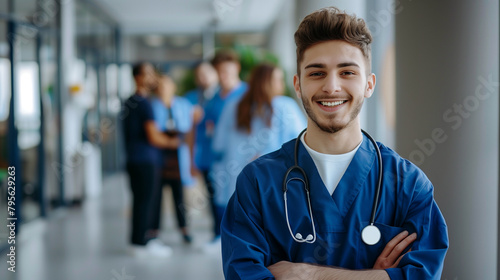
[143,35,164,47]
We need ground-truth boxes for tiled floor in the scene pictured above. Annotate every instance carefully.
[0,173,224,280]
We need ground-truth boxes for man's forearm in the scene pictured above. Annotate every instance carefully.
[268,261,390,280]
[310,265,389,280]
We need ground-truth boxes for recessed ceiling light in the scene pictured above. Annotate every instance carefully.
[143,35,164,47]
[170,36,190,47]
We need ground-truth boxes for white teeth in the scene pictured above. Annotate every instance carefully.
[320,100,346,107]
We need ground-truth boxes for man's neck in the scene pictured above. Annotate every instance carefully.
[304,122,363,155]
[220,80,240,98]
[135,86,149,96]
[162,97,173,107]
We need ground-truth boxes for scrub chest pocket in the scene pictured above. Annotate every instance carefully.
[356,223,410,268]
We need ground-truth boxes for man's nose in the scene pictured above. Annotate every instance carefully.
[322,74,341,94]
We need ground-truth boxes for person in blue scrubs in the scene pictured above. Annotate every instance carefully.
[202,50,248,241]
[150,74,195,243]
[184,61,220,108]
[212,63,306,229]
[184,61,220,242]
[221,7,448,280]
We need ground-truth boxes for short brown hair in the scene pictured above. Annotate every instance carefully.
[211,49,240,67]
[294,7,372,75]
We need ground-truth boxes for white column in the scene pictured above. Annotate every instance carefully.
[268,2,296,87]
[396,0,499,278]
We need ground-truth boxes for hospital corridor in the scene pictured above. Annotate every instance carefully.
[0,0,499,279]
[0,173,224,280]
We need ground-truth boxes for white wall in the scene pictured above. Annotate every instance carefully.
[396,0,499,278]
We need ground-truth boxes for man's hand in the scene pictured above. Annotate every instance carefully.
[267,231,416,279]
[192,105,204,124]
[190,164,200,177]
[373,231,417,269]
[164,135,181,149]
[268,261,390,280]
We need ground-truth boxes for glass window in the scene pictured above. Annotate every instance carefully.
[0,21,10,130]
[13,0,38,19]
[119,64,133,99]
[0,20,9,250]
[0,20,8,59]
[15,61,40,149]
[106,64,120,113]
[0,1,8,14]
[0,58,10,122]
[0,20,10,122]
[13,24,41,223]
[39,27,60,212]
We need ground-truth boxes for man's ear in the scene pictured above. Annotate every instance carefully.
[293,74,301,99]
[365,73,376,98]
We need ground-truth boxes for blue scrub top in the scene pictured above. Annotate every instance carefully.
[150,96,194,187]
[211,96,306,207]
[185,88,213,173]
[122,94,160,165]
[221,135,449,279]
[184,88,203,105]
[196,82,248,170]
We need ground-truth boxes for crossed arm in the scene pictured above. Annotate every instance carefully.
[144,120,180,149]
[267,231,417,280]
[222,168,448,280]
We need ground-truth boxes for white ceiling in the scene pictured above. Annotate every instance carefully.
[97,0,286,35]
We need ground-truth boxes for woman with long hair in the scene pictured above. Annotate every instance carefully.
[210,63,306,242]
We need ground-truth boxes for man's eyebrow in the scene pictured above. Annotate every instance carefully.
[304,63,326,69]
[303,62,360,70]
[337,62,360,68]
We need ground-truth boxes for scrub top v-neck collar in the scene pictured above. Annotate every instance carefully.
[288,134,377,232]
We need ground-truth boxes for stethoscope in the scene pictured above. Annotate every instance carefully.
[283,129,383,245]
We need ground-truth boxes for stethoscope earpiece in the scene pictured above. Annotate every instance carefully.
[284,129,383,246]
[294,233,314,242]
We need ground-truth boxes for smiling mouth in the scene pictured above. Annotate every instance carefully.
[319,100,347,107]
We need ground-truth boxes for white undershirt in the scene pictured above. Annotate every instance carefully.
[300,133,362,195]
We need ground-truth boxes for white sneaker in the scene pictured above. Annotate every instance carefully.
[129,239,173,258]
[145,239,173,258]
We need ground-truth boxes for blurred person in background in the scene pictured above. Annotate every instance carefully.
[151,74,196,244]
[185,61,220,108]
[200,49,248,243]
[122,62,179,257]
[184,61,220,240]
[211,63,306,251]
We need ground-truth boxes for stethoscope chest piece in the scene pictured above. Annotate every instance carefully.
[361,224,381,245]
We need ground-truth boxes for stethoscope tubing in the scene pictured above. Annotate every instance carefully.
[362,129,383,226]
[284,128,383,245]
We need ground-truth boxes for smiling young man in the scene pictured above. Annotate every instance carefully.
[221,7,448,280]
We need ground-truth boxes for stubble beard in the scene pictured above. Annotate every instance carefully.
[300,90,364,134]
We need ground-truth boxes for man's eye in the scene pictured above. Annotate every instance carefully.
[341,71,355,76]
[309,72,324,77]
